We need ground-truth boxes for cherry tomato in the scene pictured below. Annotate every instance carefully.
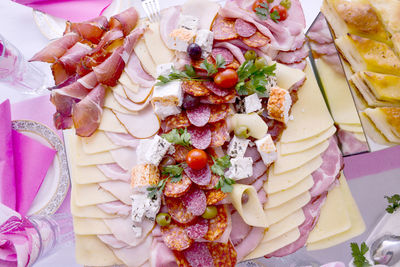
[270,5,288,21]
[214,69,238,89]
[252,0,272,11]
[186,149,208,170]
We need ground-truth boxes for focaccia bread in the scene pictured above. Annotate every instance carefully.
[363,107,400,144]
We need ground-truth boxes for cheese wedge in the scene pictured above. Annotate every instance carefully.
[74,183,117,206]
[82,130,121,154]
[263,209,305,242]
[144,22,174,65]
[73,217,112,235]
[134,38,157,78]
[75,235,122,266]
[276,62,306,90]
[338,123,363,133]
[280,64,334,143]
[99,108,128,134]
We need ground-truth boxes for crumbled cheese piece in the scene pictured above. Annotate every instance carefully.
[156,63,174,77]
[255,134,277,166]
[195,29,214,57]
[152,80,183,119]
[136,135,171,166]
[178,15,200,31]
[131,192,161,222]
[131,224,142,238]
[266,75,277,93]
[130,164,160,192]
[167,145,176,155]
[227,136,249,158]
[244,93,262,114]
[267,87,292,124]
[169,28,195,52]
[153,102,181,120]
[225,157,253,180]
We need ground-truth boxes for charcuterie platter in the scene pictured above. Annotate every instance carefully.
[31,0,366,265]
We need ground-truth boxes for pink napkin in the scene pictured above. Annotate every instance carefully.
[13,0,112,22]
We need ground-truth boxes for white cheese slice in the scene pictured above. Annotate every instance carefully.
[144,22,174,65]
[307,173,366,250]
[73,217,112,235]
[338,123,364,133]
[181,0,220,30]
[74,183,117,206]
[82,130,121,154]
[274,140,329,174]
[276,62,306,90]
[264,191,311,225]
[280,126,336,155]
[281,63,334,143]
[99,108,128,134]
[104,89,134,114]
[134,38,157,78]
[75,235,122,266]
[263,209,305,242]
[243,228,300,260]
[265,175,314,209]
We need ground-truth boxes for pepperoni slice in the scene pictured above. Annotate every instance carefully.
[164,174,193,198]
[165,197,196,224]
[182,81,210,97]
[185,219,209,239]
[161,222,193,251]
[184,165,212,186]
[188,126,212,150]
[200,90,237,104]
[205,189,227,205]
[183,242,214,267]
[212,16,238,41]
[164,112,190,132]
[191,56,214,71]
[204,205,228,241]
[208,104,231,123]
[186,104,211,127]
[173,251,190,267]
[202,81,229,97]
[242,31,271,48]
[210,120,230,147]
[173,145,190,163]
[235,18,257,38]
[206,242,237,266]
[226,59,241,70]
[182,188,207,216]
[211,48,234,65]
[198,174,220,190]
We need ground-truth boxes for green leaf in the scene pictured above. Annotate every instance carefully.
[162,164,183,178]
[351,242,371,267]
[184,64,197,77]
[211,155,231,177]
[162,128,192,148]
[200,60,218,76]
[214,176,236,193]
[270,10,281,22]
[215,54,226,69]
[385,194,400,214]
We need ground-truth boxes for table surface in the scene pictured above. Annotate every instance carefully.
[1,1,399,266]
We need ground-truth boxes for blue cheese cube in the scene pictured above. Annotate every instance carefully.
[152,80,183,119]
[195,30,214,57]
[267,87,292,124]
[131,192,161,223]
[156,63,174,77]
[178,15,200,31]
[136,135,171,166]
[244,94,262,114]
[225,157,253,180]
[227,136,249,158]
[255,134,277,166]
[169,28,195,52]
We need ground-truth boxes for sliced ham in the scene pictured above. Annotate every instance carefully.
[307,14,332,44]
[278,0,306,36]
[235,227,265,261]
[98,234,127,249]
[110,7,139,36]
[230,212,252,246]
[150,239,178,267]
[276,44,309,64]
[99,180,132,205]
[251,173,268,191]
[49,74,78,90]
[159,6,181,49]
[214,42,246,64]
[68,16,109,44]
[125,52,155,88]
[97,201,131,216]
[59,42,91,73]
[337,129,368,156]
[123,86,153,104]
[52,80,90,101]
[123,26,147,58]
[257,189,268,204]
[77,71,98,89]
[310,42,337,56]
[286,60,307,70]
[113,91,151,112]
[93,46,125,87]
[30,32,81,63]
[244,146,261,162]
[105,132,141,148]
[97,163,131,182]
[112,236,153,267]
[72,84,105,137]
[110,147,138,171]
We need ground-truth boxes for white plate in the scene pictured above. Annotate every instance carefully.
[11,120,69,215]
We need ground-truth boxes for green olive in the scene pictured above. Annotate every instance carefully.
[234,125,250,139]
[280,0,292,9]
[156,213,171,226]
[244,50,257,61]
[202,206,218,219]
[255,57,267,69]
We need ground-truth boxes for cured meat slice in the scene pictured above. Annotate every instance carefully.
[97,201,131,216]
[184,165,211,186]
[97,163,131,182]
[77,71,98,89]
[68,16,109,44]
[185,219,209,239]
[205,189,227,205]
[182,81,211,97]
[90,29,124,56]
[164,174,193,198]
[200,89,237,104]
[53,112,73,129]
[164,113,191,132]
[182,188,207,216]
[235,19,257,38]
[72,84,105,137]
[150,239,179,267]
[109,7,139,36]
[208,104,230,123]
[206,241,237,266]
[203,81,229,97]
[198,174,220,190]
[123,85,152,104]
[52,80,90,102]
[211,48,234,65]
[59,42,91,73]
[93,47,125,87]
[97,235,127,249]
[105,132,140,147]
[165,197,196,224]
[50,62,70,86]
[125,52,154,88]
[235,227,264,261]
[230,212,251,246]
[214,42,246,64]
[186,104,211,127]
[337,129,368,155]
[172,145,190,163]
[113,91,150,112]
[112,236,153,267]
[212,16,238,41]
[286,60,307,70]
[123,26,147,58]
[183,242,214,267]
[242,32,270,48]
[244,146,261,162]
[99,180,132,205]
[204,205,228,241]
[210,120,230,147]
[159,6,180,49]
[161,222,194,251]
[310,42,337,56]
[277,44,310,64]
[30,32,81,63]
[188,126,212,150]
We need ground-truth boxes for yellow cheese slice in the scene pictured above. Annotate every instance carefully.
[264,192,311,225]
[354,132,367,142]
[104,89,133,115]
[73,217,112,235]
[76,137,115,166]
[338,123,363,133]
[316,58,361,125]
[134,38,157,78]
[280,126,336,155]
[276,62,306,90]
[307,173,366,250]
[119,72,139,94]
[75,235,122,266]
[265,176,314,209]
[230,184,269,228]
[181,0,220,30]
[265,157,322,194]
[263,209,305,242]
[307,183,351,243]
[274,140,329,174]
[99,108,128,134]
[82,130,121,154]
[281,63,334,143]
[74,183,117,206]
[72,164,109,184]
[144,22,174,65]
[243,228,300,260]
[71,200,116,218]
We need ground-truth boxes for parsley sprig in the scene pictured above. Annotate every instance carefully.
[351,242,371,267]
[211,155,236,193]
[385,194,400,214]
[147,179,167,199]
[162,128,191,149]
[236,60,276,96]
[162,163,185,183]
[200,54,226,76]
[255,2,280,23]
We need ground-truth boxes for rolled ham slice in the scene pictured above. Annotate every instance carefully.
[110,7,139,36]
[68,16,109,44]
[59,42,91,73]
[105,132,140,148]
[97,201,131,216]
[97,163,131,182]
[93,46,125,87]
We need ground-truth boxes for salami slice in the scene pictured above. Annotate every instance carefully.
[242,31,270,48]
[161,222,193,251]
[191,56,214,71]
[182,188,207,216]
[205,189,227,205]
[164,112,190,132]
[212,16,238,41]
[173,251,190,267]
[182,81,210,97]
[226,59,241,70]
[200,90,237,104]
[204,205,228,241]
[198,174,220,190]
[183,242,214,267]
[208,104,230,123]
[202,81,229,97]
[165,197,196,224]
[234,19,256,38]
[185,219,209,239]
[206,242,237,266]
[173,145,190,163]
[164,174,193,198]
[184,164,211,186]
[188,126,212,150]
[186,104,211,127]
[211,48,234,65]
[210,120,230,147]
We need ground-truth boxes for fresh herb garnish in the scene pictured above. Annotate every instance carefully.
[156,65,204,86]
[236,60,276,96]
[147,179,167,199]
[270,10,281,22]
[385,194,400,214]
[211,155,236,193]
[162,128,191,148]
[255,2,280,22]
[200,54,226,76]
[216,176,236,193]
[162,163,185,183]
[351,242,371,267]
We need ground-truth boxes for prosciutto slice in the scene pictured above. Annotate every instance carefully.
[59,42,91,73]
[123,26,147,57]
[72,84,105,137]
[30,32,80,63]
[90,28,124,56]
[93,46,125,86]
[110,7,139,36]
[77,71,98,89]
[235,227,265,261]
[68,16,109,44]
[125,52,155,88]
[51,62,70,85]
[97,201,131,216]
[159,6,181,49]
